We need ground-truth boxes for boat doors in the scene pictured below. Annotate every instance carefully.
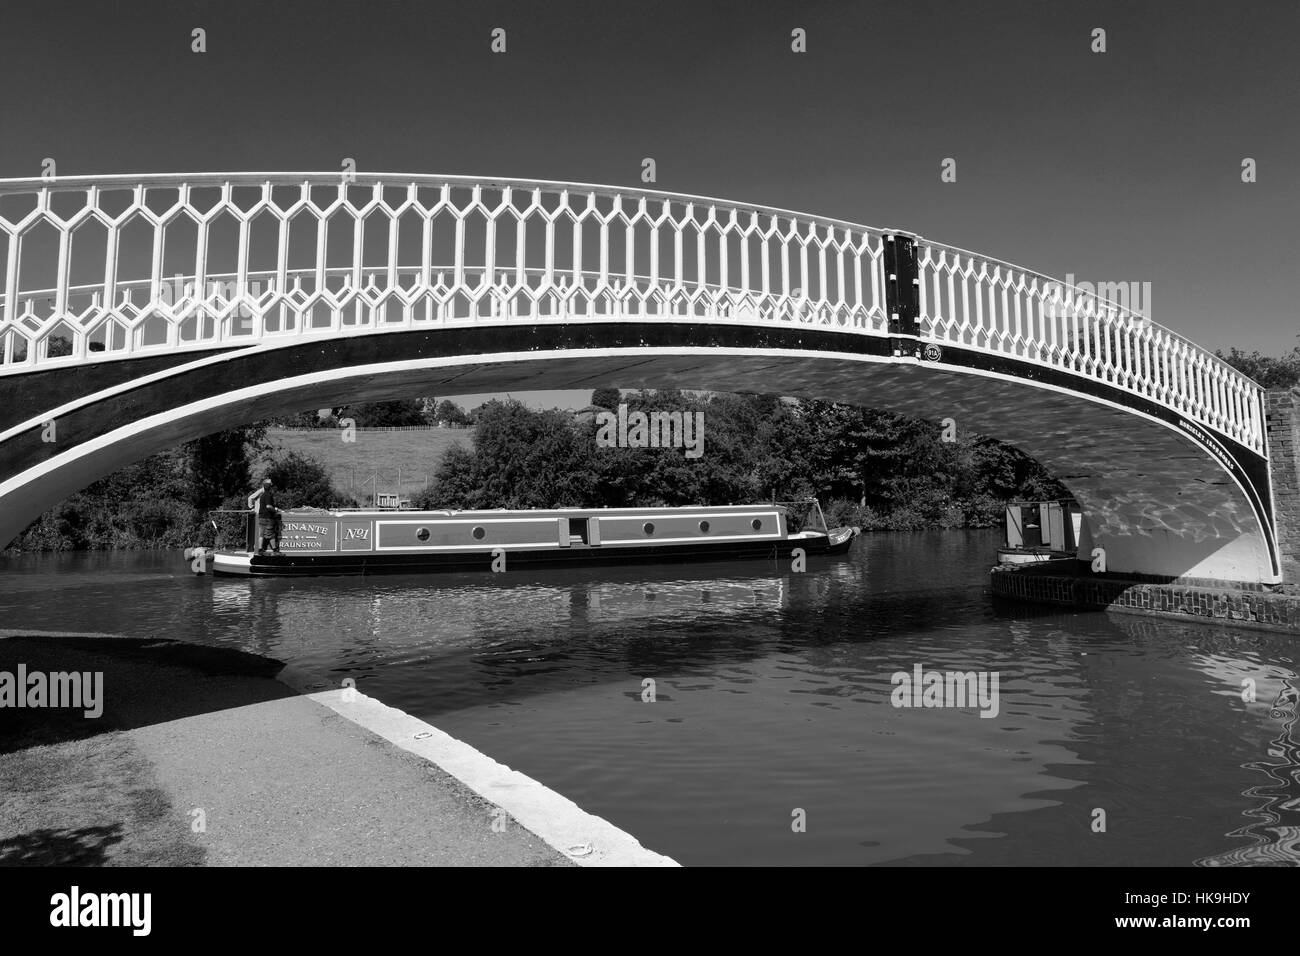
[1006,501,1077,552]
[1005,503,1025,549]
[1042,502,1065,551]
[558,517,600,547]
[1040,501,1078,551]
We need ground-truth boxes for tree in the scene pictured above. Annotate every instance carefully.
[581,389,765,507]
[339,399,427,427]
[425,399,595,509]
[265,408,331,428]
[185,424,267,510]
[433,399,470,427]
[590,386,622,410]
[1216,340,1300,389]
[260,450,352,509]
[414,442,476,509]
[14,447,203,550]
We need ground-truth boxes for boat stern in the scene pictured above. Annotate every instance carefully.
[210,550,254,576]
[826,526,859,553]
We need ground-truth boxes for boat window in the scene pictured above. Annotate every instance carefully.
[416,528,430,541]
[751,519,762,531]
[472,526,485,540]
[643,522,655,535]
[699,520,710,533]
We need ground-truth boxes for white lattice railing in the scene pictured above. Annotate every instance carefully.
[0,172,1265,454]
[915,240,1265,453]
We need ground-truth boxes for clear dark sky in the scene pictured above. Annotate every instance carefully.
[1,0,1295,408]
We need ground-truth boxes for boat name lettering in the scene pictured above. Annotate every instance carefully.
[284,522,332,534]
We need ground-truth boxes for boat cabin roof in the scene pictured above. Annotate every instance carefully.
[284,503,787,520]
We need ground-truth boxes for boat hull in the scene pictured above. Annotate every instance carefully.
[212,528,856,577]
[996,547,1076,566]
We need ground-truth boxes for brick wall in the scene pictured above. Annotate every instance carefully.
[1266,388,1300,588]
[990,566,1300,632]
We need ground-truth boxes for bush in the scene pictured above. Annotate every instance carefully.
[260,451,352,509]
[962,494,1005,528]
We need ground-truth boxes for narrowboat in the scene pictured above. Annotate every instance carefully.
[997,499,1081,566]
[195,501,858,577]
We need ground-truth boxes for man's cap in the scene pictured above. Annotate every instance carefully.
[263,478,272,485]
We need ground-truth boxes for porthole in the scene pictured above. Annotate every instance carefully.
[416,528,430,541]
[643,522,655,535]
[699,520,710,533]
[751,519,762,531]
[472,526,485,540]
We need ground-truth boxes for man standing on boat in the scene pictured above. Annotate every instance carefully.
[248,478,282,555]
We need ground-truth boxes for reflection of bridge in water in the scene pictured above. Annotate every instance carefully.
[1096,614,1300,867]
[0,173,1290,584]
[1198,674,1300,866]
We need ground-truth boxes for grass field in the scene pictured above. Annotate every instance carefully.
[259,427,474,504]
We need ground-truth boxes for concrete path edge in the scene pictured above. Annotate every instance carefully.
[276,664,679,868]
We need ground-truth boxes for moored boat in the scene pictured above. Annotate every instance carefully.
[996,499,1080,566]
[197,501,858,577]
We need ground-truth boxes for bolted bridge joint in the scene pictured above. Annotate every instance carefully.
[884,232,921,355]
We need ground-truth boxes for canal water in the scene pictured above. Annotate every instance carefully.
[2,530,1297,867]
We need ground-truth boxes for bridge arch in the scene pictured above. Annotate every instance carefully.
[0,173,1279,582]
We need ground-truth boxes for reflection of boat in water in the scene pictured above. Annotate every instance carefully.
[582,577,788,619]
[201,500,857,577]
[997,499,1080,567]
[208,569,796,651]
